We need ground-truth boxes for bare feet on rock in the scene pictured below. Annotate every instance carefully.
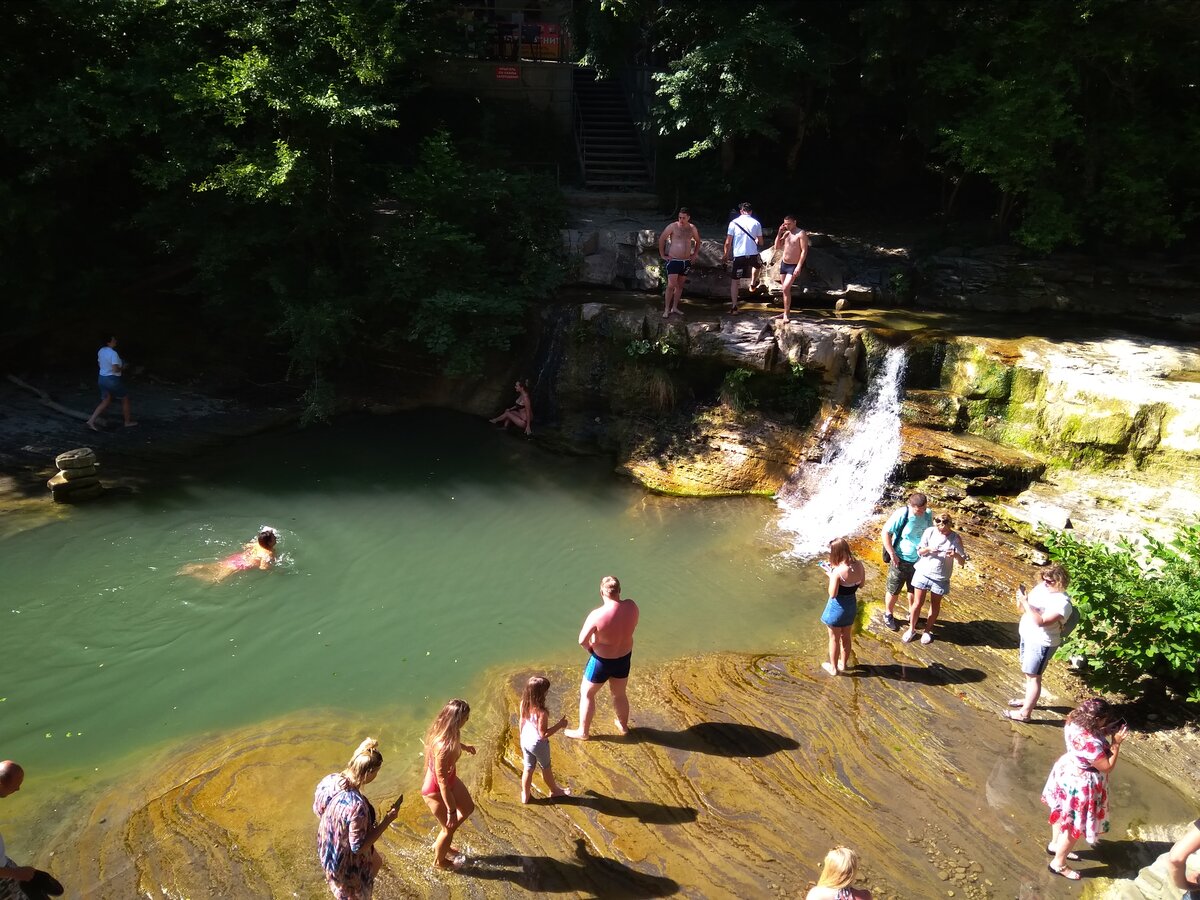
[820,662,838,676]
[613,717,629,736]
[564,727,589,740]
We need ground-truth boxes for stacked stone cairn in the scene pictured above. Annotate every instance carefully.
[47,448,103,503]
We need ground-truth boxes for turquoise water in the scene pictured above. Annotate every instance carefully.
[0,411,821,773]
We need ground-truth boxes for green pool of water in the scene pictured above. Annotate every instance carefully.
[1,410,818,774]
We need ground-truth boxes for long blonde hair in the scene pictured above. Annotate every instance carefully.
[426,699,470,761]
[817,846,859,889]
[341,737,382,788]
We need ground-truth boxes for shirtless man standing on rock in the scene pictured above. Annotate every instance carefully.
[772,214,809,323]
[565,575,640,740]
[657,208,701,319]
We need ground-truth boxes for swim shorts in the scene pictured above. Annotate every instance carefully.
[1019,638,1056,676]
[665,259,690,276]
[780,262,798,277]
[97,374,127,400]
[731,255,757,279]
[583,650,632,684]
[884,559,917,595]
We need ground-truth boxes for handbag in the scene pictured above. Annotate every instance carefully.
[733,221,763,267]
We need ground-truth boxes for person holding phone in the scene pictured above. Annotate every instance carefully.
[1041,697,1129,880]
[313,737,400,899]
[1005,564,1071,722]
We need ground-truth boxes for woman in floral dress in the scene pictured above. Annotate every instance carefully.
[1041,698,1128,880]
[313,738,401,899]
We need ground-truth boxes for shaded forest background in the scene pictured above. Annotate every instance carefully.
[2,0,1197,409]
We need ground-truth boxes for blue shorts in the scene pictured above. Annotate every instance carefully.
[1020,638,1056,676]
[97,375,127,400]
[583,651,632,684]
[665,259,690,277]
[780,262,798,277]
[821,597,856,628]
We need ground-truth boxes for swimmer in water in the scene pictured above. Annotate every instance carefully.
[179,526,279,582]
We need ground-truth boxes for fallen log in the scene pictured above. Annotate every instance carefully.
[6,374,91,422]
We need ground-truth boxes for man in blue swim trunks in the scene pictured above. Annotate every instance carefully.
[565,576,640,740]
[657,208,701,319]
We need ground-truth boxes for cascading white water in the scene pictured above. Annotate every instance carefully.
[776,346,908,557]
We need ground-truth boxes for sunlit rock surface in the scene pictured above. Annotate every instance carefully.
[23,599,1199,900]
[621,409,808,496]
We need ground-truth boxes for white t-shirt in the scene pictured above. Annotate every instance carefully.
[98,345,123,377]
[913,526,965,582]
[1019,582,1070,648]
[727,214,762,258]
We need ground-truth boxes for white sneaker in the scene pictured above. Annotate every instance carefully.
[901,629,917,643]
[921,632,934,645]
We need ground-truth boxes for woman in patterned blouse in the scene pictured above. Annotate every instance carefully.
[313,738,401,899]
[1041,698,1129,880]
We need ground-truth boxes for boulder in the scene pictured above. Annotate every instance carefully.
[60,464,99,481]
[621,409,807,496]
[55,448,97,470]
[687,319,777,371]
[774,321,863,387]
[899,424,1046,493]
[48,472,101,492]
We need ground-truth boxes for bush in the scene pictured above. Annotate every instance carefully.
[1046,524,1200,702]
[719,367,757,413]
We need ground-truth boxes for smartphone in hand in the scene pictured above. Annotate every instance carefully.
[818,560,832,574]
[389,792,404,814]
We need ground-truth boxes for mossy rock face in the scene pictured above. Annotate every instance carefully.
[943,341,1013,400]
[1005,366,1044,420]
[901,390,965,430]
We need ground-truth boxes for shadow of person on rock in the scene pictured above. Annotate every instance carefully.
[931,618,1020,648]
[594,722,799,757]
[465,838,679,896]
[849,661,987,685]
[1057,838,1172,880]
[553,788,697,824]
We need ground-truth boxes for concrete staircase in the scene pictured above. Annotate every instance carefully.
[573,69,653,192]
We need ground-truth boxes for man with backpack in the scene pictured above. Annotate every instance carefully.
[722,201,762,313]
[1004,563,1074,722]
[881,492,933,632]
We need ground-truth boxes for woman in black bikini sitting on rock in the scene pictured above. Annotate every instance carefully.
[490,380,532,435]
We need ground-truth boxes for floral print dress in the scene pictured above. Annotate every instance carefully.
[314,774,378,900]
[1040,722,1111,844]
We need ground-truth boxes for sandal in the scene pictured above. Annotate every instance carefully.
[1048,862,1082,880]
[1007,699,1026,708]
[1046,845,1081,861]
[1002,710,1031,722]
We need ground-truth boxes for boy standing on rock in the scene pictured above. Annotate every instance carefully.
[722,202,762,314]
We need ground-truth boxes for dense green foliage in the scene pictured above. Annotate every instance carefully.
[575,0,1200,252]
[1,0,565,410]
[1047,525,1200,702]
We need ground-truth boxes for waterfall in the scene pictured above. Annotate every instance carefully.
[776,347,908,558]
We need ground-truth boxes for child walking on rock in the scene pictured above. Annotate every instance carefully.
[518,676,570,803]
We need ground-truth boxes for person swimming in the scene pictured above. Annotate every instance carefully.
[179,526,279,582]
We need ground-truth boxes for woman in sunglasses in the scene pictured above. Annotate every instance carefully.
[1005,564,1072,722]
[902,512,967,645]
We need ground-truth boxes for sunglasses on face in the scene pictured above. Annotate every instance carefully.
[934,517,950,524]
